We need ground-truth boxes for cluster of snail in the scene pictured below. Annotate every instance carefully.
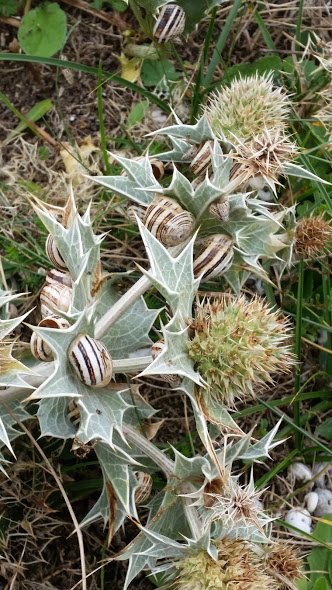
[30,234,113,389]
[153,3,186,44]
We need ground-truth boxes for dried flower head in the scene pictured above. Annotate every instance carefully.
[187,295,294,407]
[314,83,332,145]
[175,538,278,590]
[204,480,264,533]
[294,214,332,259]
[203,73,290,145]
[266,542,304,586]
[229,129,298,189]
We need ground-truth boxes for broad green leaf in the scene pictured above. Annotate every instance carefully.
[0,0,17,16]
[127,99,149,129]
[5,99,53,142]
[312,578,329,590]
[141,59,180,87]
[221,55,283,84]
[308,515,332,586]
[316,419,332,441]
[18,2,67,57]
[329,555,332,585]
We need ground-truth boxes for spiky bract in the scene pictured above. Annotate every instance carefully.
[266,542,303,586]
[187,296,294,406]
[230,129,298,188]
[204,481,264,533]
[295,214,332,259]
[202,73,290,145]
[175,538,278,590]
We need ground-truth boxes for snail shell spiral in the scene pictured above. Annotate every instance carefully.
[126,203,147,226]
[209,197,230,223]
[153,4,185,44]
[189,140,213,176]
[143,196,195,247]
[40,283,72,318]
[193,234,234,281]
[30,315,70,362]
[45,235,67,270]
[135,472,153,504]
[68,334,113,388]
[46,268,73,288]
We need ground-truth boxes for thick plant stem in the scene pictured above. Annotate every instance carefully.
[113,356,153,374]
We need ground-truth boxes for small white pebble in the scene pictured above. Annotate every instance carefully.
[317,330,328,345]
[285,508,312,534]
[312,461,332,489]
[258,188,274,202]
[288,462,312,482]
[313,488,332,517]
[69,115,76,122]
[150,108,168,126]
[305,491,319,513]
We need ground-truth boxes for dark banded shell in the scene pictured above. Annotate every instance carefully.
[45,235,67,270]
[189,140,213,176]
[40,283,72,318]
[209,197,230,223]
[193,234,233,280]
[143,196,195,247]
[46,268,73,288]
[126,203,147,225]
[30,315,70,361]
[150,159,165,181]
[153,4,185,44]
[135,472,153,504]
[68,334,113,388]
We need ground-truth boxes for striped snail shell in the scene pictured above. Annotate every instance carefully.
[67,334,113,388]
[151,339,182,387]
[40,283,72,318]
[68,400,80,426]
[153,3,185,44]
[189,140,213,176]
[135,471,153,504]
[150,159,164,182]
[143,196,195,247]
[30,315,70,362]
[193,234,234,281]
[126,203,147,226]
[45,235,67,270]
[46,268,73,288]
[209,197,230,223]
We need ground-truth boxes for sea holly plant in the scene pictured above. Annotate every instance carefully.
[1,71,330,589]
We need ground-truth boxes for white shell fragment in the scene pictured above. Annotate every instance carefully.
[68,334,113,388]
[288,462,312,483]
[304,491,319,514]
[285,507,312,534]
[313,488,332,517]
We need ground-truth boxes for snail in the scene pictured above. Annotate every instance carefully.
[151,339,182,387]
[46,268,73,288]
[189,140,214,176]
[193,234,234,281]
[45,235,67,270]
[153,3,185,44]
[134,471,153,504]
[121,157,164,182]
[40,283,72,318]
[125,203,147,226]
[143,196,195,247]
[67,334,113,388]
[30,315,70,362]
[209,197,230,223]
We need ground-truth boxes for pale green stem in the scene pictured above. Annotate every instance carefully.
[113,356,152,373]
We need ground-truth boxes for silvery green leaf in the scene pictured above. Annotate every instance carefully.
[284,162,331,184]
[97,283,160,359]
[0,399,33,460]
[222,265,251,294]
[179,378,210,450]
[156,166,194,209]
[173,448,211,480]
[223,431,252,466]
[155,136,191,162]
[148,114,215,144]
[96,442,138,516]
[0,306,36,387]
[38,397,76,439]
[80,482,126,532]
[137,221,200,321]
[93,153,160,206]
[239,419,283,461]
[198,396,241,432]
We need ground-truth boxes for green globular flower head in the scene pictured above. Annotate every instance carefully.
[175,538,278,590]
[203,72,290,145]
[187,295,294,407]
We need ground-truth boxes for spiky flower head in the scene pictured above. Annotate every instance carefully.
[230,129,298,189]
[294,214,332,259]
[203,72,290,145]
[204,480,265,534]
[314,83,332,146]
[266,542,304,586]
[175,538,278,590]
[187,295,294,407]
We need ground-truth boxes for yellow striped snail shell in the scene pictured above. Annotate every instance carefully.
[67,334,113,388]
[40,283,72,318]
[153,3,185,44]
[45,235,67,270]
[46,268,73,288]
[193,234,234,280]
[189,140,214,176]
[143,196,195,247]
[151,339,182,387]
[30,315,70,362]
[126,203,147,226]
[209,197,230,223]
[134,471,153,504]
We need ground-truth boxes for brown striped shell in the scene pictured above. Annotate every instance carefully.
[193,234,234,281]
[143,196,195,247]
[67,334,113,388]
[134,472,153,504]
[153,4,185,44]
[45,235,67,270]
[46,268,73,288]
[209,197,230,223]
[30,315,70,362]
[126,203,147,225]
[189,140,213,176]
[40,283,72,318]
